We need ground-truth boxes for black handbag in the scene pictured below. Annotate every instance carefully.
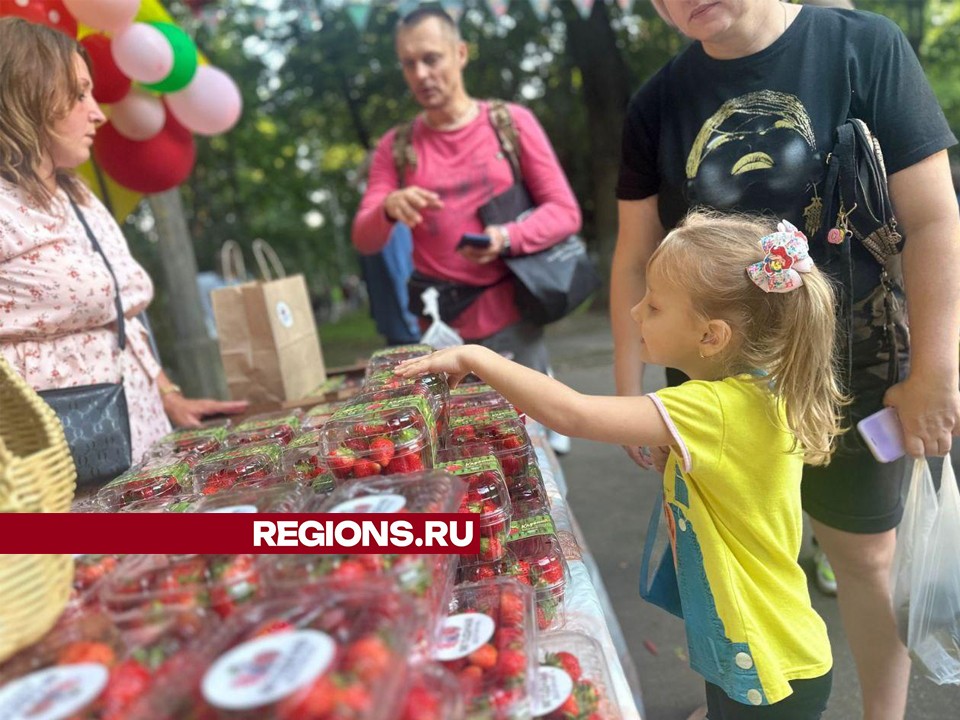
[38,199,133,486]
[478,101,601,325]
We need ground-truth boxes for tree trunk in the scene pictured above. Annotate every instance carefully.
[565,1,635,305]
[148,190,228,399]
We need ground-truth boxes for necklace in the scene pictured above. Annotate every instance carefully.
[424,100,479,131]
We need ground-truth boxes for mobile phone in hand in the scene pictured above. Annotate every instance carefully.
[857,406,906,463]
[457,233,492,250]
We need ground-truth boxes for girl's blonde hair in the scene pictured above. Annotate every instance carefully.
[0,17,91,209]
[649,211,846,465]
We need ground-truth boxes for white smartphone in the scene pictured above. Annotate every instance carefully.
[857,406,906,463]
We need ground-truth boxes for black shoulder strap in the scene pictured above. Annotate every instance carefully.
[392,120,417,189]
[69,197,126,350]
[487,99,522,184]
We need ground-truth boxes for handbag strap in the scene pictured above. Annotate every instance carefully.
[69,198,126,351]
[488,100,523,185]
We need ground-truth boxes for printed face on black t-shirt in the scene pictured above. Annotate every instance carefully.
[684,90,823,214]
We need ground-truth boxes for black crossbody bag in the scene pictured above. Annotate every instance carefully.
[39,199,133,486]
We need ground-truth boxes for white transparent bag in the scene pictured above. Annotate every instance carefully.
[891,458,960,684]
[418,286,464,350]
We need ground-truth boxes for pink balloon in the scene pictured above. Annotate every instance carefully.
[165,65,242,136]
[111,23,174,85]
[62,0,138,33]
[109,88,166,141]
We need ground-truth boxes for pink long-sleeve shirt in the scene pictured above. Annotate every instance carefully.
[352,101,581,340]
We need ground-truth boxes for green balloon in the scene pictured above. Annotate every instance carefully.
[143,22,198,94]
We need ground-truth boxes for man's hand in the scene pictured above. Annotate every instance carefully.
[162,393,248,428]
[383,186,444,227]
[884,374,960,457]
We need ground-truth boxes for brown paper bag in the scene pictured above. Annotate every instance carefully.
[211,242,326,403]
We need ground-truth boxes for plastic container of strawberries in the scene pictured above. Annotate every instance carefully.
[434,578,537,720]
[0,609,146,720]
[100,554,265,620]
[449,383,517,415]
[366,343,434,375]
[134,585,419,720]
[96,461,191,510]
[189,443,283,496]
[301,401,343,431]
[64,554,123,617]
[506,535,569,631]
[508,457,549,506]
[399,662,465,720]
[363,368,449,419]
[446,410,534,486]
[227,411,302,448]
[117,493,201,513]
[189,483,308,514]
[281,429,330,484]
[534,631,622,719]
[146,426,228,462]
[440,449,513,564]
[319,393,438,480]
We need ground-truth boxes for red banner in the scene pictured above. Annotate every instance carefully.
[0,514,479,554]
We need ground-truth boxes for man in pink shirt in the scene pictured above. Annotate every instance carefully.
[352,7,581,411]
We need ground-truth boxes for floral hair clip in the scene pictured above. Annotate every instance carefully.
[746,220,814,293]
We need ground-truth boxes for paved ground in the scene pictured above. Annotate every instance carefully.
[542,310,958,720]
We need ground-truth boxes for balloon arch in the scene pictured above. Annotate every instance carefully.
[0,0,243,216]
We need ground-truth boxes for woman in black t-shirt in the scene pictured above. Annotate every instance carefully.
[612,2,960,719]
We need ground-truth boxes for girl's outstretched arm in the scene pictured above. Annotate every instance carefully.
[395,345,673,450]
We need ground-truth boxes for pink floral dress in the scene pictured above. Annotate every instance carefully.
[0,178,171,461]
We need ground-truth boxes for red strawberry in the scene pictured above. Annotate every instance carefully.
[252,619,295,638]
[326,448,357,472]
[468,643,498,670]
[58,641,116,667]
[541,559,565,585]
[278,675,335,717]
[499,593,525,627]
[402,685,441,720]
[550,651,582,682]
[351,459,382,478]
[497,648,527,679]
[344,635,392,683]
[335,681,373,713]
[100,658,151,711]
[500,435,523,450]
[368,437,396,466]
[557,693,580,716]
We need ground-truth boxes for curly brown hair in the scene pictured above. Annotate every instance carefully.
[0,17,93,209]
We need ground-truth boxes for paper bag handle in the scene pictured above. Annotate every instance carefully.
[252,238,287,281]
[220,240,246,284]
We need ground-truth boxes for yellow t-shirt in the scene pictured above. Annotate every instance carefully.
[652,376,832,705]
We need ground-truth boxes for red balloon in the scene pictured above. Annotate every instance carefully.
[94,114,196,194]
[44,0,77,37]
[80,33,131,105]
[0,0,49,25]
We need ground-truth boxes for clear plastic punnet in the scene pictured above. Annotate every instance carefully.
[362,368,449,429]
[147,426,228,462]
[189,443,283,495]
[399,662,465,720]
[134,585,419,720]
[100,554,265,620]
[301,401,343,430]
[96,461,191,510]
[533,630,622,719]
[320,393,438,480]
[227,411,302,448]
[446,409,534,488]
[435,578,537,720]
[366,344,434,375]
[449,383,518,416]
[189,483,308,514]
[282,429,330,484]
[506,535,569,631]
[0,610,148,719]
[440,449,512,564]
[117,493,200,513]
[65,554,122,617]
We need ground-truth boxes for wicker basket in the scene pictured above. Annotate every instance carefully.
[0,355,76,663]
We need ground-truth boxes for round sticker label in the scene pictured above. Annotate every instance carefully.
[202,629,335,710]
[275,301,294,328]
[330,494,406,514]
[206,504,259,514]
[532,666,574,717]
[0,663,109,720]
[433,612,496,661]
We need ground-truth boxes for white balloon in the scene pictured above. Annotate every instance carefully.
[111,23,174,85]
[165,65,242,136]
[62,0,139,34]
[108,88,166,142]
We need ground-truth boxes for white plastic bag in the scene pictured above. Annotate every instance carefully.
[418,286,464,350]
[891,458,960,684]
